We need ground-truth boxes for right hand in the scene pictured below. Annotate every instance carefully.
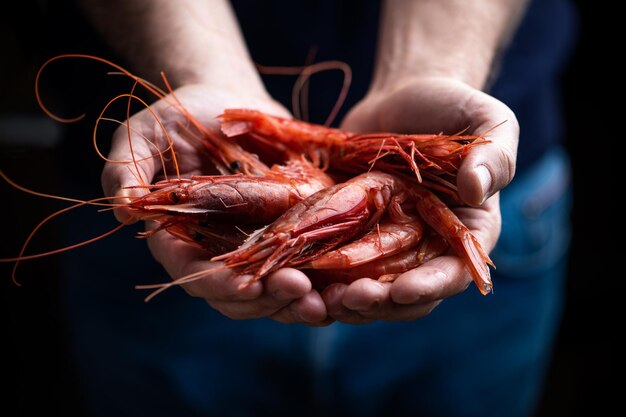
[321,76,518,324]
[101,84,329,324]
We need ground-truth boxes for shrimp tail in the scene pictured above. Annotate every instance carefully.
[413,185,494,295]
[446,227,494,295]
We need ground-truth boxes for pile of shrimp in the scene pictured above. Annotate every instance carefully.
[1,55,494,300]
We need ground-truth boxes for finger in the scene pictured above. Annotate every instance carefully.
[390,255,472,305]
[339,279,439,322]
[183,271,264,302]
[265,268,328,323]
[322,282,441,323]
[452,193,501,253]
[145,229,263,301]
[101,108,170,223]
[209,298,281,320]
[321,284,375,324]
[191,268,312,310]
[209,287,324,321]
[341,279,390,312]
[322,284,350,316]
[457,92,519,205]
[264,268,312,301]
[270,290,329,325]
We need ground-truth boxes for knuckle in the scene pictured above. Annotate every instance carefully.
[496,146,517,187]
[506,109,520,133]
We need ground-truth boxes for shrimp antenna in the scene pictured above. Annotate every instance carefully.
[256,60,352,126]
[35,54,169,123]
[36,54,186,185]
[0,170,131,284]
[135,264,231,302]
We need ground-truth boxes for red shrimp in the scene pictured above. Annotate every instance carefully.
[136,171,400,300]
[126,162,333,224]
[306,234,449,288]
[1,55,335,277]
[226,172,493,295]
[162,219,252,255]
[210,171,404,279]
[412,184,494,294]
[5,54,495,301]
[0,162,333,276]
[219,108,489,197]
[145,171,493,298]
[303,203,426,270]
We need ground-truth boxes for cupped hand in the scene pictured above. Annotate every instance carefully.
[322,77,518,324]
[101,84,328,324]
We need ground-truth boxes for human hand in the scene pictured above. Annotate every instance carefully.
[101,84,328,324]
[322,77,518,324]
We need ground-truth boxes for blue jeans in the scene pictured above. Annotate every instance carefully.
[63,148,572,417]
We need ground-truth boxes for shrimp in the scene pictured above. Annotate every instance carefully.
[148,171,493,297]
[223,172,493,294]
[6,54,496,301]
[306,234,449,288]
[0,163,332,272]
[1,55,335,275]
[161,219,252,255]
[218,110,495,293]
[412,184,494,294]
[219,108,489,198]
[127,162,333,224]
[136,171,399,300]
[303,202,426,270]
[210,171,404,280]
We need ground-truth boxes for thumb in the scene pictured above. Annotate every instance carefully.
[101,162,153,224]
[101,124,158,224]
[457,114,519,206]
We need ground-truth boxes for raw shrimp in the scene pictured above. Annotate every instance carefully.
[142,171,493,298]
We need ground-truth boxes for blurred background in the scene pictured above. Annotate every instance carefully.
[1,1,618,416]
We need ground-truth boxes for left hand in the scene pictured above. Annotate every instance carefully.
[321,76,518,324]
[102,84,329,325]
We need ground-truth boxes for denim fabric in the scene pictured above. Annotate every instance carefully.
[63,148,571,417]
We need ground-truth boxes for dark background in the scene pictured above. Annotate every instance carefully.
[1,1,618,416]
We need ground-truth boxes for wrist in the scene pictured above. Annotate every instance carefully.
[370,0,528,93]
[370,58,490,94]
[80,0,268,96]
[366,75,473,102]
[175,57,269,100]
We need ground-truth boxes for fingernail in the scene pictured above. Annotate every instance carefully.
[475,165,492,204]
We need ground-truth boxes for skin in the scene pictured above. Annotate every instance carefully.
[80,0,525,324]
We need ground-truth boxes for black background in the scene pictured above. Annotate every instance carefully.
[1,1,619,416]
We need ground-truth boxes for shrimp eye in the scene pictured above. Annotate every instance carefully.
[230,160,242,172]
[169,191,180,203]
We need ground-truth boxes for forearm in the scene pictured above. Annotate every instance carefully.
[78,0,265,94]
[371,0,528,91]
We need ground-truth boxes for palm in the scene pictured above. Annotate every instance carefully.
[102,85,328,323]
[319,77,519,324]
[104,85,289,192]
